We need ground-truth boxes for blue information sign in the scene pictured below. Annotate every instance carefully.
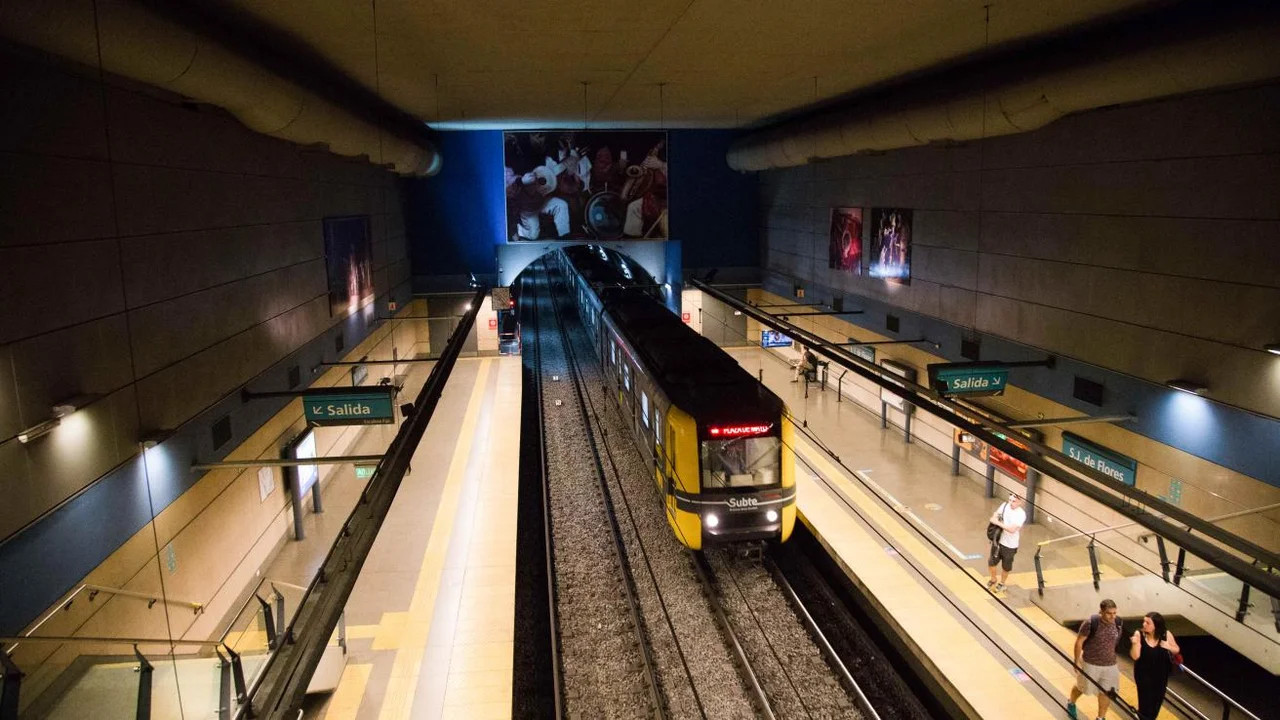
[761,330,793,348]
[1063,432,1138,487]
[303,391,395,426]
[928,364,1009,397]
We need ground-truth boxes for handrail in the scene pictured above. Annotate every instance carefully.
[0,634,221,647]
[1137,502,1280,543]
[1037,520,1148,547]
[81,584,204,614]
[1041,502,1280,548]
[6,583,203,655]
[692,279,1280,599]
[238,288,485,719]
[1176,664,1263,720]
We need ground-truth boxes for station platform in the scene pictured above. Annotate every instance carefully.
[728,343,1197,719]
[312,356,522,720]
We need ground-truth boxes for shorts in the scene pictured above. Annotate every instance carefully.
[988,543,1017,571]
[1075,662,1119,696]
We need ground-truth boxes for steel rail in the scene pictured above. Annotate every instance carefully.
[689,552,777,720]
[524,270,565,719]
[692,279,1280,599]
[764,553,882,720]
[544,261,667,719]
[241,288,486,719]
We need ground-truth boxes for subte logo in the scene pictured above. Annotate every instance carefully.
[726,496,759,510]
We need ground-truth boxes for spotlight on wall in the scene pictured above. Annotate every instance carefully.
[18,418,60,444]
[51,394,97,418]
[139,430,172,449]
[1265,344,1280,356]
[1166,379,1208,396]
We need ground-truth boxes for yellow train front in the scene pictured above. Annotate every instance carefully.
[556,245,796,549]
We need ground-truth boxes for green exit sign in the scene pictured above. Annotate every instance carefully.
[303,391,395,426]
[928,364,1009,397]
[354,464,377,479]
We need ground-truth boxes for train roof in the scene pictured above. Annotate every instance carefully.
[607,292,784,425]
[561,245,784,424]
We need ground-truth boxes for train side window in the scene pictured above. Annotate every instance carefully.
[623,363,631,391]
[655,409,663,446]
[641,392,650,428]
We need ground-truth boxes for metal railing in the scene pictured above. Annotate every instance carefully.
[234,288,485,719]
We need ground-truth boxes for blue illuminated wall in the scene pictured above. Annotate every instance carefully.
[406,130,758,290]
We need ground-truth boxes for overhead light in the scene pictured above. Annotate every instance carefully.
[51,394,97,418]
[18,418,60,444]
[1266,344,1280,356]
[1166,379,1207,396]
[139,430,172,449]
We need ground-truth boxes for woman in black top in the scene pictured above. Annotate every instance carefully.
[1129,611,1181,719]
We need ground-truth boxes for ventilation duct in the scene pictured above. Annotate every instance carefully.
[0,0,440,176]
[727,10,1280,172]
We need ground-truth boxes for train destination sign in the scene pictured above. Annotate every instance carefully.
[1063,432,1137,487]
[928,364,1009,397]
[303,390,395,426]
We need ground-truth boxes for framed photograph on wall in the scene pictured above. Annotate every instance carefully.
[504,130,668,242]
[323,216,374,317]
[828,207,863,273]
[868,208,912,284]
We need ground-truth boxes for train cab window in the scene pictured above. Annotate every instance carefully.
[641,392,650,428]
[700,435,781,490]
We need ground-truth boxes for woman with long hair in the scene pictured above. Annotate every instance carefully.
[1129,611,1181,719]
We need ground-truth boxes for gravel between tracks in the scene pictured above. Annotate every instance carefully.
[550,266,864,719]
[535,271,655,717]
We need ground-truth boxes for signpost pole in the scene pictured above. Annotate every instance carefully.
[951,442,961,476]
[985,464,996,498]
[291,473,306,540]
[1025,468,1040,523]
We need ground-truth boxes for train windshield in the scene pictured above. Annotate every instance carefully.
[700,436,781,489]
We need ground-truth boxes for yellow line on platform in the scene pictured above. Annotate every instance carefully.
[325,663,373,720]
[378,359,493,720]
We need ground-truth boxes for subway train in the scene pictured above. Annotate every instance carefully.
[552,245,796,549]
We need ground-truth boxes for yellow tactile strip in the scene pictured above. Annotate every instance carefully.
[794,436,1061,719]
[797,436,1170,719]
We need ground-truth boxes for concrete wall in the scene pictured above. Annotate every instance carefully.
[756,82,1280,494]
[0,42,412,634]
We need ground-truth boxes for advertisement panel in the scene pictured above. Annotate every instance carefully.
[761,330,793,348]
[868,208,912,284]
[953,427,1030,482]
[504,130,668,241]
[323,216,374,317]
[828,207,863,273]
[289,430,319,495]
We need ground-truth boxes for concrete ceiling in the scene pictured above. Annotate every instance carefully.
[219,0,1154,130]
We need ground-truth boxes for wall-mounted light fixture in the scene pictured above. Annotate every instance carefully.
[139,430,172,449]
[1265,343,1280,356]
[51,394,97,418]
[18,418,60,444]
[1166,379,1208,396]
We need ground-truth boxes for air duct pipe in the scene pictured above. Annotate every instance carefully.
[0,0,439,176]
[727,12,1280,172]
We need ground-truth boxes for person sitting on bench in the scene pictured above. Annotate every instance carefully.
[791,347,819,383]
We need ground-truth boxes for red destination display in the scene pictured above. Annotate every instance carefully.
[709,423,773,437]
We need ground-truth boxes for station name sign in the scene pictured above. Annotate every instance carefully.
[928,363,1009,397]
[303,389,395,427]
[1062,432,1137,487]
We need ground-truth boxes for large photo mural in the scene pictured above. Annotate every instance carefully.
[504,130,668,241]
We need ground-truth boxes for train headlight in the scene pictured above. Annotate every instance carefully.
[704,514,720,528]
[766,509,779,523]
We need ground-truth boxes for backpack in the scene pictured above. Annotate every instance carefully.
[1087,614,1127,654]
[986,503,1007,543]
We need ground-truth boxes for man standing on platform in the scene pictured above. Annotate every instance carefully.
[986,492,1026,592]
[1068,598,1123,720]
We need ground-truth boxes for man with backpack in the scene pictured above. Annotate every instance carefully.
[1068,599,1123,720]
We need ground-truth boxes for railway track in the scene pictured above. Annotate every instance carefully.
[527,264,665,718]
[529,258,926,719]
